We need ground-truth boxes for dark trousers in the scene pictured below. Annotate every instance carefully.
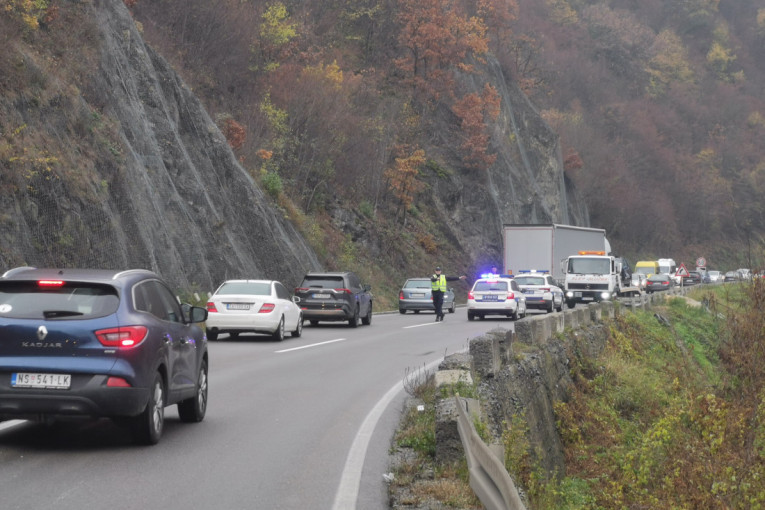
[432,290,444,317]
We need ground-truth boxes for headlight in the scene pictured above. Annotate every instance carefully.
[566,291,573,298]
[600,292,611,300]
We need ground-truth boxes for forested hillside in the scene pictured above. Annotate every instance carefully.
[3,0,764,291]
[129,0,765,269]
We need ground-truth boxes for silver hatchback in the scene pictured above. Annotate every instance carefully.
[398,278,456,314]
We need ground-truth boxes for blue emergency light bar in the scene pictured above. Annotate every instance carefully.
[480,273,513,279]
[518,269,549,274]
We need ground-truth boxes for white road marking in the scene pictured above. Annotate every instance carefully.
[403,321,443,329]
[331,355,453,510]
[275,338,347,353]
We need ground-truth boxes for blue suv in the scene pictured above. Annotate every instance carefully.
[0,267,209,444]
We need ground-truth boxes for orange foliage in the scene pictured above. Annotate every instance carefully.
[395,0,489,99]
[222,118,246,150]
[563,148,583,173]
[451,83,500,170]
[384,146,426,221]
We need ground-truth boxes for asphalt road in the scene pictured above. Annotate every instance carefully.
[0,309,530,510]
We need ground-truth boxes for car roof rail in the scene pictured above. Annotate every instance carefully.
[1,266,36,279]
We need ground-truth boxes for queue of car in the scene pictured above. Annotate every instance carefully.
[0,260,753,446]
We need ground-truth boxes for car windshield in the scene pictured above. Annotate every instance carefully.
[474,281,509,292]
[568,258,610,274]
[217,282,271,295]
[634,267,654,275]
[0,281,119,319]
[404,280,431,289]
[301,276,345,289]
[514,277,545,286]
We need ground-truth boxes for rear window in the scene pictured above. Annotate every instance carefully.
[216,282,271,296]
[404,279,430,289]
[514,277,545,286]
[300,276,345,289]
[0,281,119,319]
[473,281,509,292]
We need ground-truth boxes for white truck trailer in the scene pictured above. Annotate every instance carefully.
[502,224,609,283]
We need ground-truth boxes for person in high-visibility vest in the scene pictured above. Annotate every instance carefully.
[430,266,467,322]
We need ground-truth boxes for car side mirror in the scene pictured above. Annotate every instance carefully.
[292,296,300,303]
[187,305,208,323]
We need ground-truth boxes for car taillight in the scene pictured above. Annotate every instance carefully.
[95,326,148,348]
[541,287,550,292]
[206,302,218,313]
[107,377,131,387]
[507,292,515,299]
[334,288,351,294]
[399,291,404,299]
[295,288,309,293]
[259,303,275,313]
[468,291,474,299]
[38,279,64,287]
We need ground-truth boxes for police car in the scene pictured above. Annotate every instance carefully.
[512,270,564,313]
[466,275,527,321]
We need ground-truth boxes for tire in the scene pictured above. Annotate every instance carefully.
[291,315,303,338]
[310,320,319,326]
[547,300,554,313]
[399,309,406,314]
[414,310,420,314]
[272,316,285,341]
[556,298,563,312]
[348,307,359,328]
[131,371,165,445]
[206,329,218,341]
[467,312,475,321]
[566,300,576,309]
[178,359,208,423]
[478,315,485,320]
[361,303,372,325]
[449,302,455,313]
[229,331,239,339]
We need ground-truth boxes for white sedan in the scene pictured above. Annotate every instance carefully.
[205,280,303,341]
[467,277,527,320]
[513,271,564,313]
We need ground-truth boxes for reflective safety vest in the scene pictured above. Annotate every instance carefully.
[431,275,447,292]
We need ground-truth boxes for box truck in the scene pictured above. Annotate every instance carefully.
[502,224,609,284]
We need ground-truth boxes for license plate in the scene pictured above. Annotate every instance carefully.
[411,293,425,298]
[226,303,251,310]
[582,297,593,301]
[12,372,71,389]
[313,293,331,299]
[481,295,498,301]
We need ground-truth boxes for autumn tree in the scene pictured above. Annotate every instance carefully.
[451,83,500,170]
[395,0,488,99]
[476,0,518,55]
[384,146,426,225]
[252,2,298,72]
[645,29,694,98]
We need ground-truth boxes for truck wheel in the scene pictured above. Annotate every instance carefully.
[566,300,576,309]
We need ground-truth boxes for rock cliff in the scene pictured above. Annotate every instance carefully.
[0,0,321,291]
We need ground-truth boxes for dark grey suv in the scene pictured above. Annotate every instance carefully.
[294,272,372,327]
[0,267,209,445]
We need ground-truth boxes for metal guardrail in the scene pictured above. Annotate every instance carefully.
[454,395,527,510]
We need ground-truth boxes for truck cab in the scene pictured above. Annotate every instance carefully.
[562,251,623,308]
